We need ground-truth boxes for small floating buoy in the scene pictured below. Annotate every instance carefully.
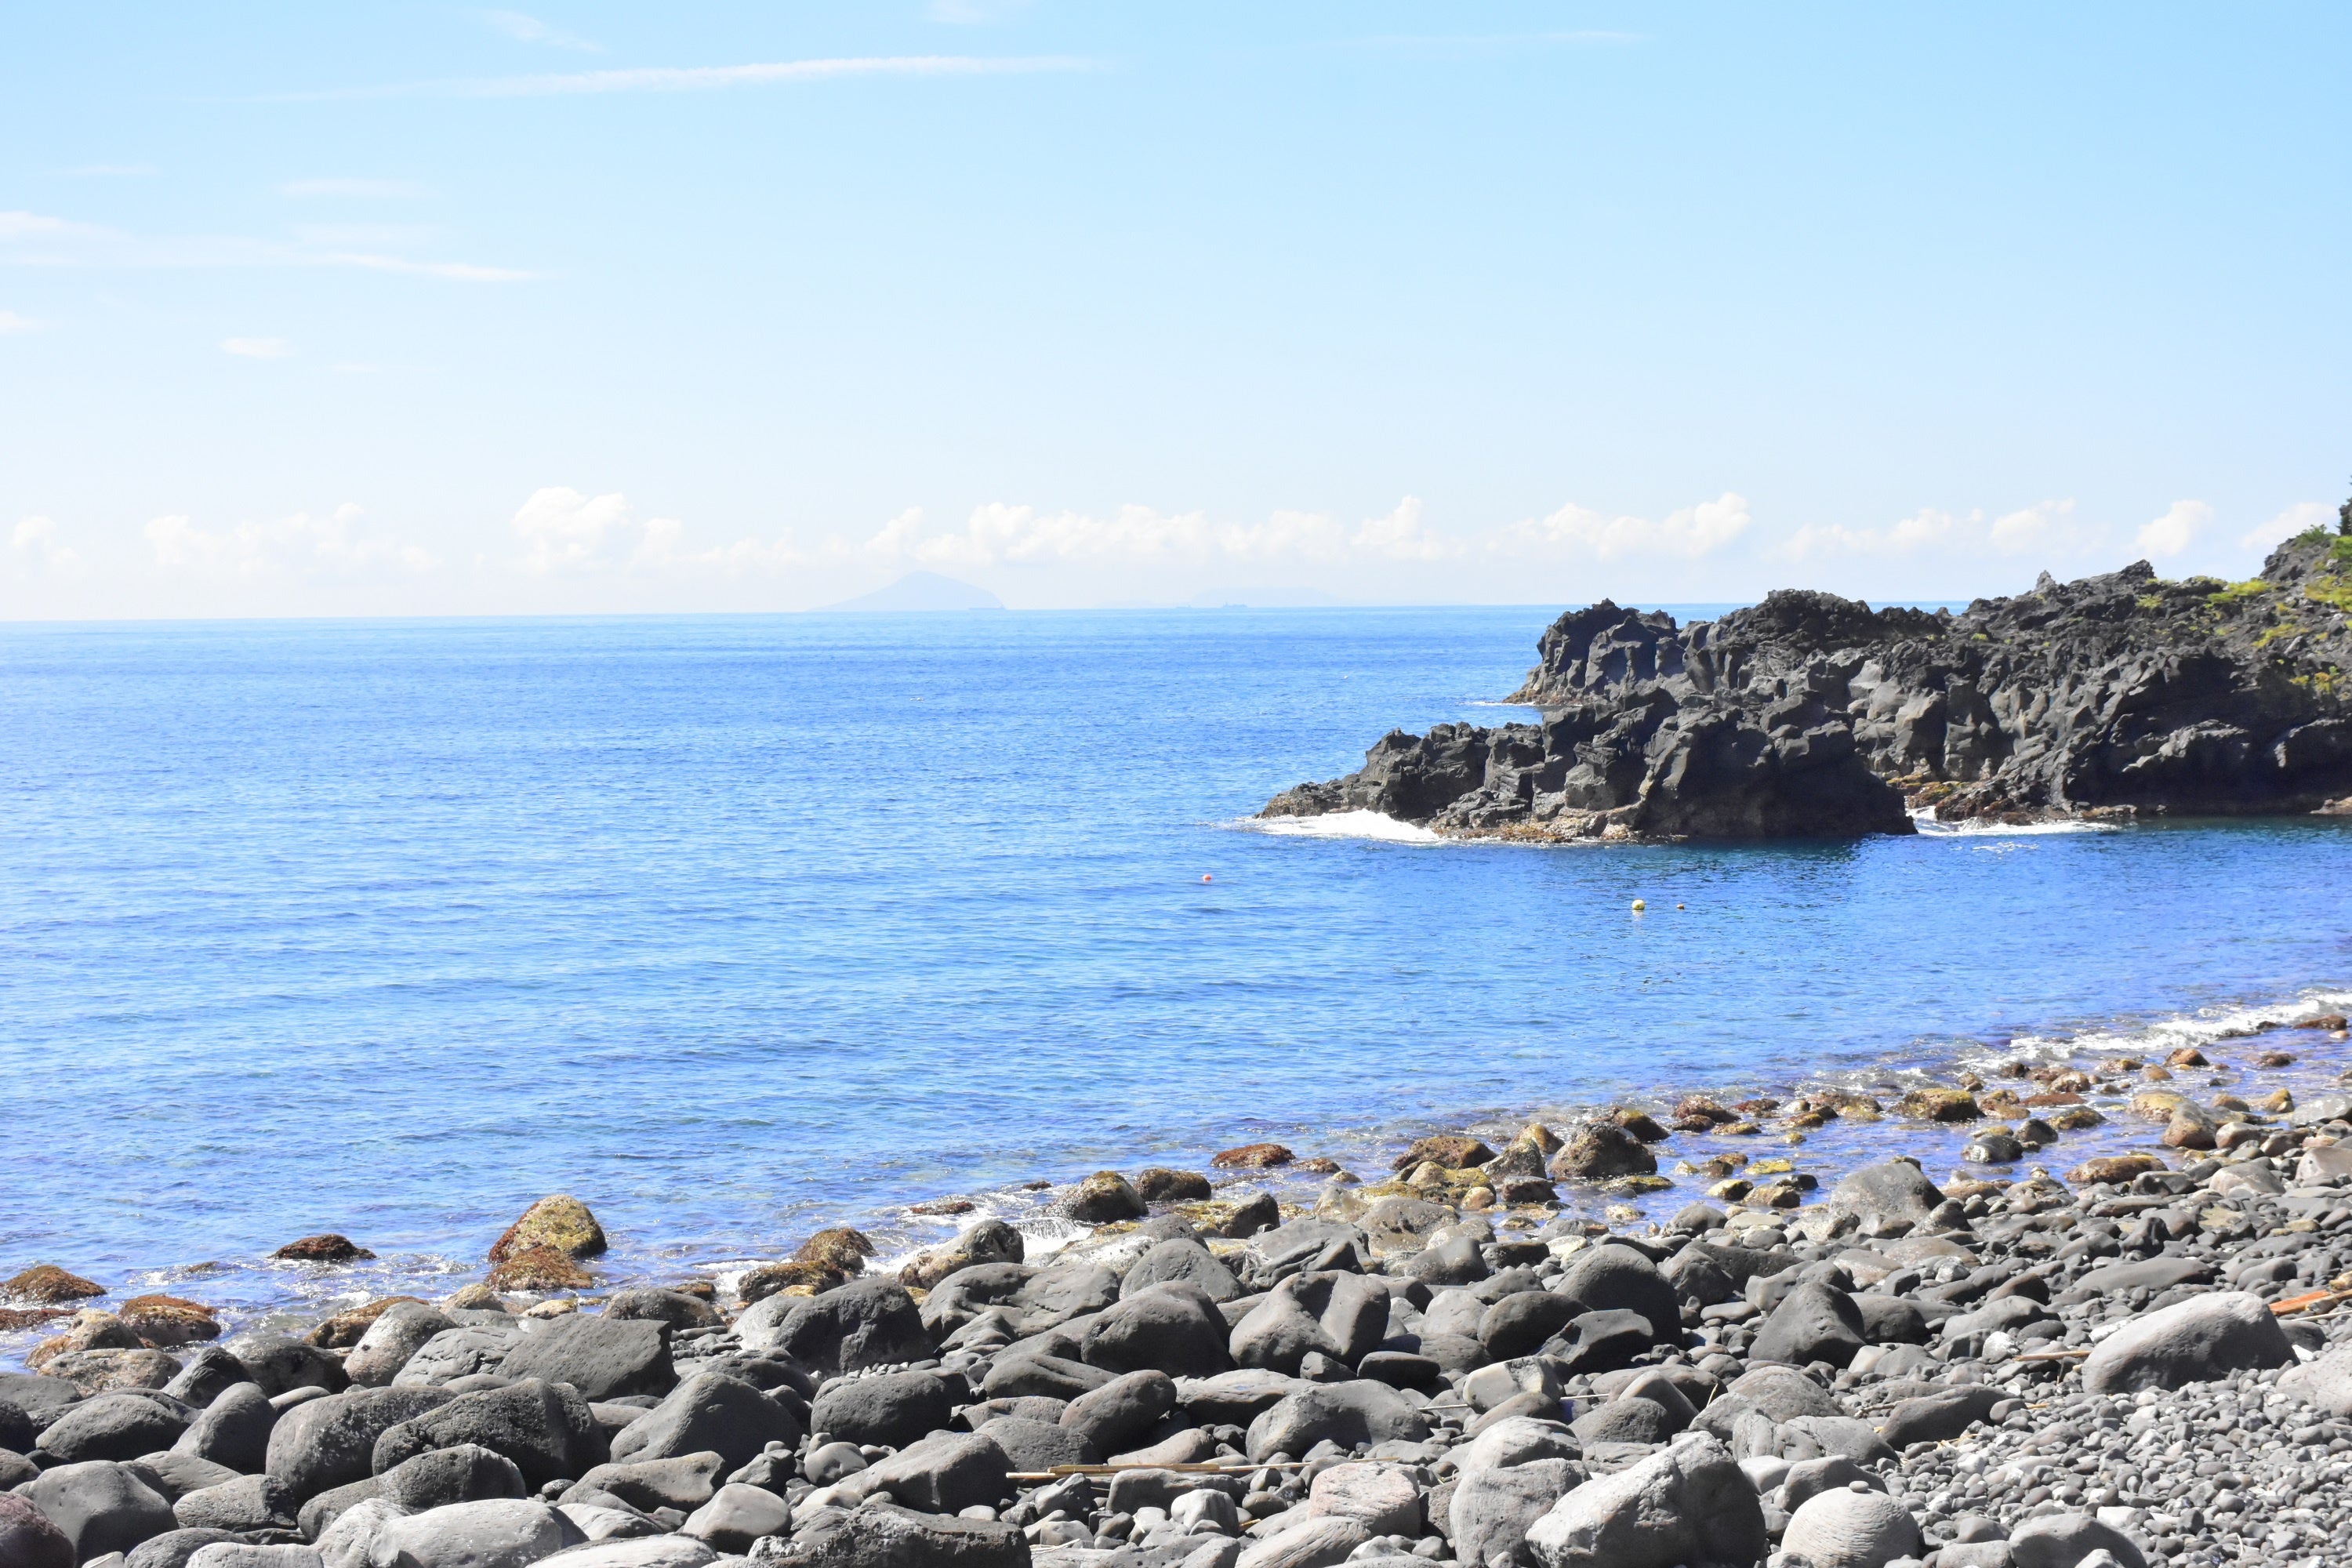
[1676,902,1686,910]
[1201,874,1214,884]
[1631,898,1646,911]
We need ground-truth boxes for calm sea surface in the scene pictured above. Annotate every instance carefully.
[5,607,2352,1347]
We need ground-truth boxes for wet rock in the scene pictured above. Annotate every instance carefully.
[1898,1088,1980,1123]
[1394,1134,1497,1171]
[488,1196,608,1267]
[5,1265,107,1305]
[37,1391,190,1464]
[369,1497,574,1568]
[1547,1124,1657,1181]
[2066,1152,2165,1185]
[1061,1171,1147,1224]
[0,1493,74,1568]
[2079,1290,2294,1392]
[173,1381,278,1472]
[898,1221,1024,1290]
[268,1387,456,1504]
[607,1369,804,1472]
[485,1246,593,1294]
[372,1379,606,1490]
[1246,1379,1431,1462]
[22,1461,180,1563]
[601,1290,724,1332]
[735,1279,931,1373]
[768,1501,1028,1566]
[1780,1486,1922,1568]
[1523,1433,1766,1568]
[1211,1144,1294,1170]
[29,1311,144,1370]
[272,1236,376,1265]
[1229,1272,1388,1374]
[1134,1168,1214,1203]
[117,1297,223,1350]
[496,1315,673,1401]
[808,1369,958,1449]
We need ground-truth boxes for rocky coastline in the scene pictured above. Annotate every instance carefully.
[1261,529,2352,842]
[11,1010,2352,1568]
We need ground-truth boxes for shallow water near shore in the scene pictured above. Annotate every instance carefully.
[5,605,2352,1355]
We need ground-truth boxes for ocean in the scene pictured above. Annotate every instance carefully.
[5,605,2351,1349]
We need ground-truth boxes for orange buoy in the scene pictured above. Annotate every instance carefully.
[1201,874,1214,883]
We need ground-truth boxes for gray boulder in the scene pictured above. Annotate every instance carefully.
[532,1540,714,1567]
[1120,1240,1243,1303]
[172,1473,299,1532]
[844,1432,1011,1515]
[1451,1457,1584,1567]
[1784,1416,1896,1468]
[769,1501,1028,1566]
[36,1392,191,1464]
[21,1461,181,1563]
[310,1495,405,1568]
[808,1370,957,1449]
[975,1352,1110,1403]
[558,1453,725,1512]
[1479,1292,1583,1360]
[734,1279,931,1372]
[378,1443,528,1511]
[1571,1398,1680,1446]
[0,1372,85,1425]
[974,1414,1095,1472]
[681,1482,793,1552]
[1726,1365,1841,1423]
[172,1382,278,1473]
[1554,1244,1680,1340]
[1523,1434,1765,1568]
[293,1478,383,1544]
[1082,1282,1236,1378]
[1878,1386,2002,1447]
[344,1306,457,1388]
[2080,1292,2293,1393]
[222,1336,347,1399]
[1749,1283,1868,1370]
[601,1291,725,1332]
[1229,1272,1389,1374]
[2280,1346,2352,1415]
[2007,1511,2147,1568]
[606,1370,802,1473]
[1059,1370,1178,1455]
[181,1548,325,1568]
[1780,1486,1923,1568]
[162,1350,254,1410]
[129,1452,241,1503]
[497,1316,673,1403]
[1825,1160,1946,1233]
[371,1379,605,1489]
[1246,1380,1432,1463]
[267,1388,456,1504]
[391,1327,517,1389]
[125,1527,241,1568]
[367,1497,576,1568]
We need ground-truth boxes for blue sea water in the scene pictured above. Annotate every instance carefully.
[5,605,2352,1347]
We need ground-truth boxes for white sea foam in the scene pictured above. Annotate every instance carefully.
[1247,810,1443,844]
[1993,989,2352,1068]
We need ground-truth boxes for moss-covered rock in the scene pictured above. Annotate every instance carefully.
[1898,1088,1981,1123]
[4,1265,104,1305]
[485,1243,593,1292]
[1062,1171,1146,1224]
[274,1234,377,1264]
[1547,1122,1658,1181]
[488,1195,607,1265]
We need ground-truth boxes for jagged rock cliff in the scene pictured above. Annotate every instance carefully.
[1261,532,2352,840]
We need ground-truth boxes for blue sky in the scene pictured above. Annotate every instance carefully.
[3,5,2347,616]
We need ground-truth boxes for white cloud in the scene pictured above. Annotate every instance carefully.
[1987,498,2081,555]
[0,210,108,241]
[222,336,292,358]
[481,10,604,50]
[146,503,436,578]
[863,498,1454,568]
[269,54,1093,101]
[512,486,634,574]
[0,310,38,334]
[1501,492,1751,561]
[2134,499,2212,558]
[279,177,432,199]
[9,515,82,575]
[2242,501,2332,551]
[1779,507,1971,561]
[0,207,526,283]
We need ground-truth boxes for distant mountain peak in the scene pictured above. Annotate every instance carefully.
[822,572,1004,613]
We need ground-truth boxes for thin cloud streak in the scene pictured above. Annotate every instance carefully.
[257,54,1095,102]
[0,211,532,282]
